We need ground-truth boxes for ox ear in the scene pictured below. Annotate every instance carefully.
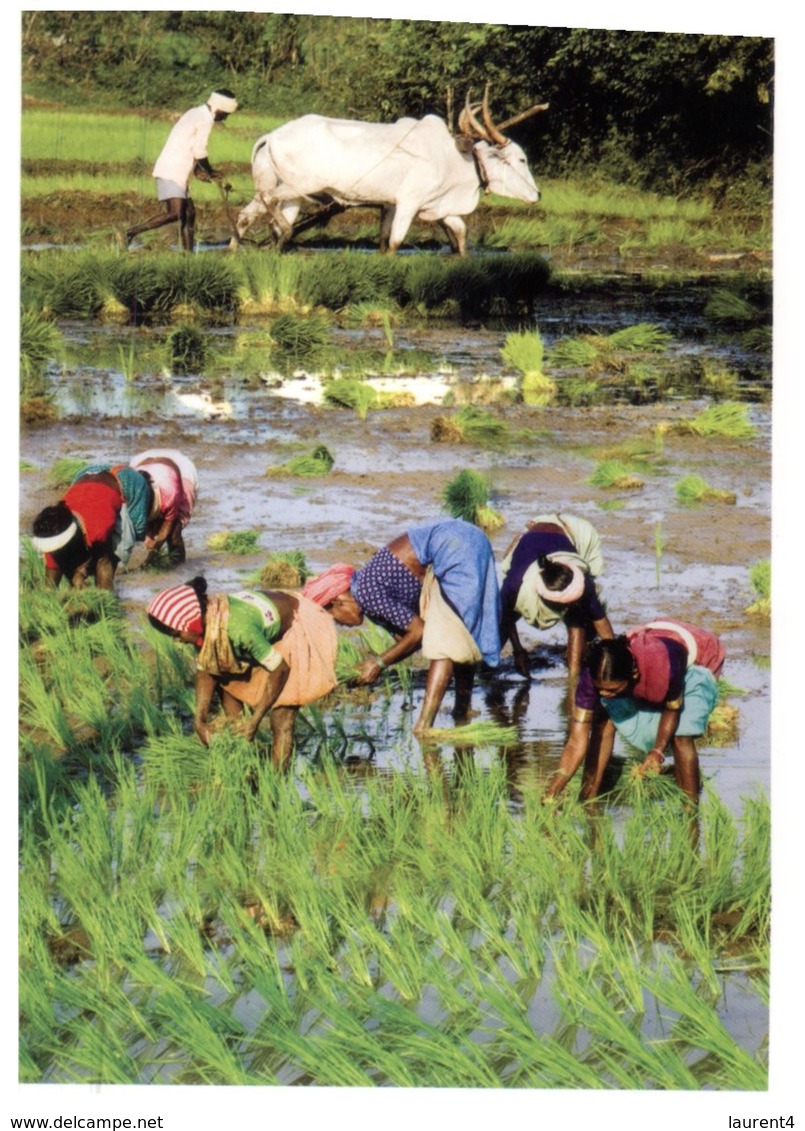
[454,135,474,155]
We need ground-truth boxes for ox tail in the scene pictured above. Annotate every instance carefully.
[251,136,269,167]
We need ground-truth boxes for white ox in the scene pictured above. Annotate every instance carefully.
[231,92,547,254]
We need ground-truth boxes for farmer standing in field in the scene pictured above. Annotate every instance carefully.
[302,518,501,734]
[499,512,614,682]
[147,577,338,768]
[125,89,237,252]
[543,619,725,804]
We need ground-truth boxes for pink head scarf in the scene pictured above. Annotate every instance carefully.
[302,563,355,607]
[147,583,204,637]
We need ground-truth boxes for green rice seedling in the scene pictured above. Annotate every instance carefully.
[423,721,519,747]
[166,324,206,374]
[606,323,672,353]
[704,289,759,324]
[442,469,504,531]
[298,253,391,309]
[740,325,773,354]
[553,376,603,407]
[447,406,509,447]
[267,444,335,478]
[669,402,757,441]
[588,460,644,490]
[255,549,310,588]
[116,339,139,383]
[270,311,332,353]
[206,529,260,554]
[746,559,771,618]
[641,955,767,1089]
[701,362,741,400]
[675,475,737,505]
[21,253,106,319]
[174,255,241,318]
[46,456,90,489]
[549,336,602,368]
[20,308,64,393]
[500,328,556,404]
[341,302,399,344]
[323,378,378,419]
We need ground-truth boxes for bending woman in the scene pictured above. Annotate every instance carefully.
[130,449,199,566]
[31,465,151,590]
[544,619,725,803]
[303,518,501,733]
[147,577,338,767]
[499,513,614,679]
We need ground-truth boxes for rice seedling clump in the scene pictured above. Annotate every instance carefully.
[266,445,335,478]
[675,475,737,506]
[207,530,261,554]
[442,469,504,531]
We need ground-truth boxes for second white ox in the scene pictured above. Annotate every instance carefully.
[232,93,546,255]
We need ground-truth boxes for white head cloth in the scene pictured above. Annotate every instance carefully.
[533,555,586,604]
[208,91,238,115]
[31,521,79,554]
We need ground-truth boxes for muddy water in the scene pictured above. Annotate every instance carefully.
[20,314,771,819]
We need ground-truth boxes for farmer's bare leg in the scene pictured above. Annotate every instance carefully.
[219,689,243,719]
[671,735,701,803]
[126,198,185,244]
[180,197,196,252]
[452,663,475,721]
[579,718,615,801]
[414,658,454,733]
[269,707,297,770]
[93,555,117,592]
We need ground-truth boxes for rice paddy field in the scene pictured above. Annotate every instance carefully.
[15,101,787,1125]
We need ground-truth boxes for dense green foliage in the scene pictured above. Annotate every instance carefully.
[22,12,772,190]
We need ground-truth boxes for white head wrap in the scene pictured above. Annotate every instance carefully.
[208,91,238,115]
[31,522,79,554]
[533,555,586,605]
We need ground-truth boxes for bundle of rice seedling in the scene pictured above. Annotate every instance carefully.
[605,323,672,352]
[501,329,544,375]
[500,329,556,404]
[422,721,519,747]
[258,550,309,589]
[700,363,740,400]
[549,336,601,369]
[432,406,509,447]
[745,559,770,618]
[267,444,335,478]
[675,475,736,505]
[269,311,331,353]
[49,456,92,489]
[588,460,644,490]
[704,290,759,324]
[167,324,206,375]
[704,701,740,746]
[669,402,757,441]
[207,530,260,554]
[323,379,378,419]
[430,415,466,443]
[442,469,504,531]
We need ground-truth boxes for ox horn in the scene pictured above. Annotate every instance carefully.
[481,83,509,147]
[459,91,491,141]
[496,102,550,132]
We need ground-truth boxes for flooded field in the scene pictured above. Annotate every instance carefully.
[18,272,772,1089]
